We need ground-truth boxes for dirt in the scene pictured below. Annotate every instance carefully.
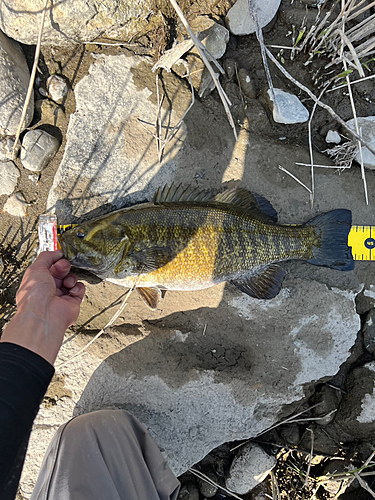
[2,0,375,498]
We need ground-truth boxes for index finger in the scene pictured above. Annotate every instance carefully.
[32,250,64,270]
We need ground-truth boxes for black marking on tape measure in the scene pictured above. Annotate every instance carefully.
[365,237,375,249]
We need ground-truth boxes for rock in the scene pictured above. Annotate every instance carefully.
[197,472,218,498]
[0,0,159,47]
[299,426,341,456]
[21,129,60,172]
[244,100,271,135]
[223,58,236,80]
[47,54,235,220]
[0,136,18,161]
[18,52,365,494]
[177,482,199,500]
[173,17,229,96]
[199,66,220,98]
[237,68,256,99]
[47,74,68,103]
[28,173,39,184]
[190,16,229,61]
[266,88,309,124]
[334,362,375,440]
[0,160,20,195]
[226,0,281,36]
[356,285,375,315]
[326,130,341,144]
[0,30,34,135]
[363,308,375,355]
[37,100,66,128]
[278,423,301,446]
[225,443,276,494]
[346,116,375,170]
[3,191,27,216]
[310,385,342,425]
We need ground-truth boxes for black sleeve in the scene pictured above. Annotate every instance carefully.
[0,342,54,500]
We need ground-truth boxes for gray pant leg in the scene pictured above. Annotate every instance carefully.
[30,410,180,500]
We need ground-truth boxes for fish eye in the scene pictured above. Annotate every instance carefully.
[77,230,85,239]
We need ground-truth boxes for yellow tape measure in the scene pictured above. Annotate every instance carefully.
[57,225,375,261]
[57,224,77,236]
[348,226,375,261]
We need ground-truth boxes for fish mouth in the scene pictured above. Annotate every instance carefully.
[58,235,78,263]
[58,236,67,258]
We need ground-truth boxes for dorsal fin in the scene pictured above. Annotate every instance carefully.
[154,183,213,204]
[213,189,277,223]
[154,184,277,223]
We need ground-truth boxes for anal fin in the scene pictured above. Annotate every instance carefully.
[231,264,286,300]
[137,287,162,310]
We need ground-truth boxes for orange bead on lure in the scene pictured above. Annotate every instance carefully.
[58,184,354,309]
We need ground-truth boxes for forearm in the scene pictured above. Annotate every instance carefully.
[0,310,65,365]
[0,343,54,500]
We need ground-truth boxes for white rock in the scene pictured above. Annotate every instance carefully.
[268,88,309,124]
[3,191,27,216]
[325,130,341,144]
[0,160,20,195]
[226,443,276,494]
[346,116,375,170]
[226,0,281,36]
[47,74,68,102]
[21,129,60,172]
[0,31,34,135]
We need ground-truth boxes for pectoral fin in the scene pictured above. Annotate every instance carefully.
[137,287,161,310]
[231,265,286,300]
[131,247,173,273]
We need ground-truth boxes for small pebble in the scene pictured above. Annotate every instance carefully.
[267,88,309,124]
[0,160,20,195]
[346,116,375,170]
[28,173,40,184]
[40,100,66,128]
[226,443,276,494]
[177,481,199,500]
[21,129,60,172]
[237,68,256,99]
[198,472,218,498]
[3,191,28,216]
[223,58,236,80]
[47,74,68,103]
[325,130,341,144]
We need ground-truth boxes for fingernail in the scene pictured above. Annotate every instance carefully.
[65,277,75,287]
[70,285,79,294]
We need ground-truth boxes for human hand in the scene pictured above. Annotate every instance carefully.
[1,250,85,365]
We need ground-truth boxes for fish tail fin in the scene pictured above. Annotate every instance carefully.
[305,209,354,271]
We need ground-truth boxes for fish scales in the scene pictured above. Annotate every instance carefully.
[59,184,353,307]
[78,205,314,288]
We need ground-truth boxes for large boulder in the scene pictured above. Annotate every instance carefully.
[0,0,155,47]
[20,53,374,492]
[0,30,33,135]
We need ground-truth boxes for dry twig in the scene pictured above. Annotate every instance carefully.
[12,0,49,159]
[57,285,136,369]
[265,47,375,158]
[189,468,244,500]
[168,0,238,140]
[303,428,314,487]
[279,165,313,195]
[247,0,277,107]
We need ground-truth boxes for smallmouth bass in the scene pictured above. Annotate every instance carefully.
[59,184,354,309]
